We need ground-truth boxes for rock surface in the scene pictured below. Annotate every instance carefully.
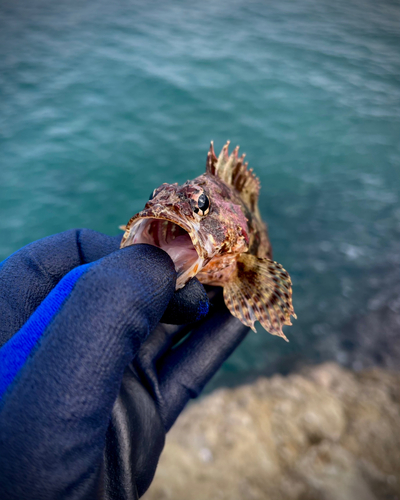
[143,363,400,500]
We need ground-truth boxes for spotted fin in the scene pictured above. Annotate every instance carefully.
[223,253,296,341]
[206,141,260,212]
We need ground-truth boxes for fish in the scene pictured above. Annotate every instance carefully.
[120,142,296,341]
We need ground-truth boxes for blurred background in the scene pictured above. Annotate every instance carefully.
[0,0,399,391]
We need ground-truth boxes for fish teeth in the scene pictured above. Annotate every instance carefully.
[162,220,169,241]
[171,224,176,239]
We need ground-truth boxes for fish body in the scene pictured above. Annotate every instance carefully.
[121,142,295,340]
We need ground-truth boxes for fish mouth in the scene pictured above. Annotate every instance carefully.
[121,211,205,289]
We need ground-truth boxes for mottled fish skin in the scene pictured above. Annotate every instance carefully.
[121,142,295,340]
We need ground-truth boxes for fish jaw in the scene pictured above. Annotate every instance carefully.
[120,208,210,289]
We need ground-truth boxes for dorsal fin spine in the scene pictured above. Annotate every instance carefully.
[206,141,261,209]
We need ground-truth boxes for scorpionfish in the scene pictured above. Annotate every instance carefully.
[120,142,296,341]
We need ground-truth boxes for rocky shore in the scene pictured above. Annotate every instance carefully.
[144,363,400,500]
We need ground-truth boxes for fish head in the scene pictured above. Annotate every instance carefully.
[120,175,249,289]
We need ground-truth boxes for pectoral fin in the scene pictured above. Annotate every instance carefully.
[223,254,296,341]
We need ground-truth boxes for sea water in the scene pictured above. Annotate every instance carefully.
[0,0,399,388]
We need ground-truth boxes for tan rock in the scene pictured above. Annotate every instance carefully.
[143,363,400,500]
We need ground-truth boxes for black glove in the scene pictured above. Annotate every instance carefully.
[0,229,249,499]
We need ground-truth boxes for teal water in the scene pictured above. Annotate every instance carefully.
[1,0,399,386]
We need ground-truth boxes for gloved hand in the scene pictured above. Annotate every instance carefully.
[0,229,249,500]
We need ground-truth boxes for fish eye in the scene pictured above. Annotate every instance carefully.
[195,193,210,216]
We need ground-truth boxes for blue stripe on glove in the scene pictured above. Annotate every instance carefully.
[0,263,92,400]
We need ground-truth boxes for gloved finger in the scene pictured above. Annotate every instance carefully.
[0,229,122,346]
[160,277,209,325]
[135,285,221,381]
[0,245,175,499]
[156,294,250,430]
[133,289,223,411]
[152,285,222,357]
[134,284,223,400]
[133,322,194,403]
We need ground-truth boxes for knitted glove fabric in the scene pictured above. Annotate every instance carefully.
[0,229,249,499]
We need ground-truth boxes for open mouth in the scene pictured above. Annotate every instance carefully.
[122,217,203,289]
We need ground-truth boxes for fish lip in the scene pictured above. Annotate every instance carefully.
[122,206,205,256]
[120,206,206,289]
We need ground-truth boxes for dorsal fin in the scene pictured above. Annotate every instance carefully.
[206,141,261,211]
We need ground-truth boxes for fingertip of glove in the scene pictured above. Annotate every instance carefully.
[195,295,210,322]
[161,277,210,325]
[119,244,176,283]
[76,229,125,263]
[88,244,177,301]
